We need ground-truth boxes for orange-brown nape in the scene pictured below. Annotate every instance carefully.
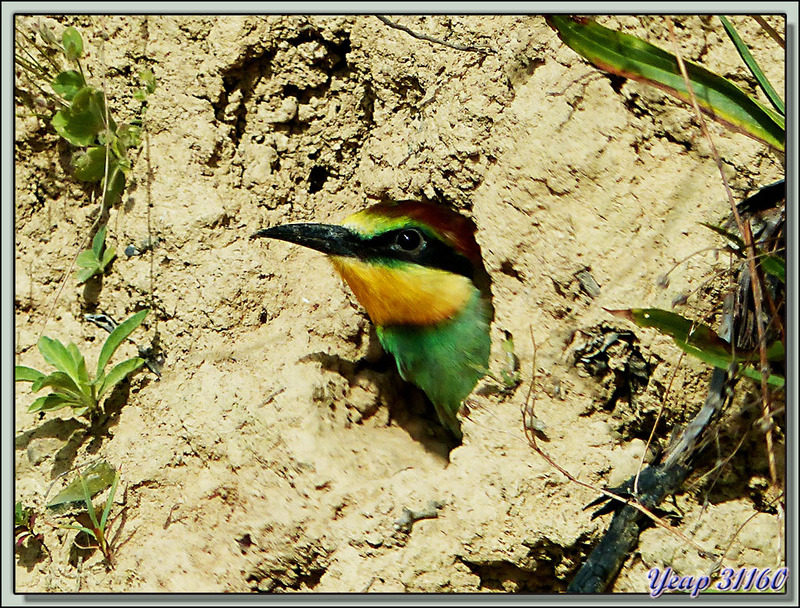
[342,200,485,267]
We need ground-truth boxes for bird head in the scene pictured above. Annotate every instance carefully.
[252,201,491,327]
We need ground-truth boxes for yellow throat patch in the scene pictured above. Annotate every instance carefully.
[330,256,473,327]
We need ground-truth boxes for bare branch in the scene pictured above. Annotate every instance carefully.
[376,16,495,55]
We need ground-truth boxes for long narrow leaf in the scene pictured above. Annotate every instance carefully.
[100,470,120,529]
[80,473,101,530]
[766,340,785,362]
[700,221,745,253]
[701,221,785,282]
[15,366,45,384]
[760,255,785,282]
[719,16,784,116]
[47,461,116,509]
[28,393,74,413]
[675,339,784,387]
[700,221,785,282]
[612,308,733,356]
[58,523,97,540]
[96,309,149,376]
[97,357,145,401]
[546,16,785,151]
[609,308,785,387]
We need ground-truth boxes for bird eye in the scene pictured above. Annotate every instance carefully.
[395,228,424,252]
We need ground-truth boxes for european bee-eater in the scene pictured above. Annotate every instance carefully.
[252,201,493,441]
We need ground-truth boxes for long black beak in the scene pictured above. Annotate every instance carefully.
[251,223,360,257]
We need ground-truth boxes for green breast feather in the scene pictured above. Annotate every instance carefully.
[376,287,492,440]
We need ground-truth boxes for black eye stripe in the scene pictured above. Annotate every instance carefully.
[361,228,474,279]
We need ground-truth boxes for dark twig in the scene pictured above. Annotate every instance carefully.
[567,365,732,593]
[376,16,495,54]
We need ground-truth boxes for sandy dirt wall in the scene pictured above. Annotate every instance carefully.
[14,14,785,593]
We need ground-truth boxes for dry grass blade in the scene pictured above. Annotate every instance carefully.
[752,16,785,49]
[633,352,684,495]
[711,491,785,574]
[666,17,778,488]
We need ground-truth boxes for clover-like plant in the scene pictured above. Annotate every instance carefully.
[15,309,149,418]
[16,23,156,205]
[75,225,116,284]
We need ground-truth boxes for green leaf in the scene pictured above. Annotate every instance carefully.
[47,461,116,509]
[132,69,156,104]
[96,310,149,376]
[719,16,784,116]
[28,393,74,413]
[608,307,785,387]
[92,226,107,258]
[700,221,745,254]
[103,161,126,205]
[701,221,785,282]
[139,68,157,95]
[766,341,785,362]
[80,473,101,530]
[675,338,784,387]
[116,157,132,173]
[51,87,106,148]
[100,246,117,270]
[62,26,84,61]
[15,502,33,527]
[67,343,90,386]
[51,70,86,101]
[760,254,785,282]
[72,146,107,182]
[76,249,99,268]
[15,365,46,384]
[76,267,98,283]
[30,371,93,411]
[59,523,97,539]
[616,308,727,354]
[116,123,142,152]
[31,371,84,399]
[38,336,79,377]
[97,357,145,400]
[546,16,785,152]
[100,470,120,529]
